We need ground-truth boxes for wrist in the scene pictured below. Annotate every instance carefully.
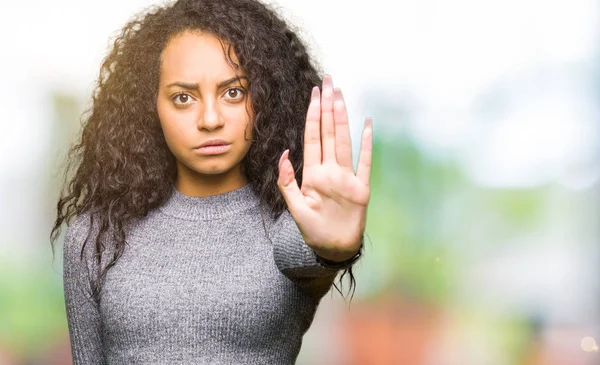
[313,240,364,268]
[313,247,360,263]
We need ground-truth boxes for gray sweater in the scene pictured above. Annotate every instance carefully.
[63,183,357,364]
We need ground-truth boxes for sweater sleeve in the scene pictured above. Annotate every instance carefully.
[62,214,106,364]
[270,209,362,299]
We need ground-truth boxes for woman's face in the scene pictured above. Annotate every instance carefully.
[157,31,253,194]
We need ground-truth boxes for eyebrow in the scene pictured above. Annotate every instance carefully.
[167,76,248,90]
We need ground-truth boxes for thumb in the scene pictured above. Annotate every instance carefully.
[277,149,305,212]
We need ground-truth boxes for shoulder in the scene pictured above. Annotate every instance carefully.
[270,208,295,231]
[258,204,293,235]
[64,211,97,246]
[62,211,104,263]
[266,207,305,245]
[66,211,92,236]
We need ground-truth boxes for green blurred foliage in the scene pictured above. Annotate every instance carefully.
[0,253,67,357]
[359,131,547,307]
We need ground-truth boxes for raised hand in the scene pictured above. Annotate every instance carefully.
[277,75,372,263]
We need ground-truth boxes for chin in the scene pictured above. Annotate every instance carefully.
[191,165,232,175]
[191,162,237,176]
[177,155,242,177]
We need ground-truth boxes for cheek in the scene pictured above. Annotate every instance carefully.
[157,101,188,151]
[224,107,252,139]
[156,97,170,133]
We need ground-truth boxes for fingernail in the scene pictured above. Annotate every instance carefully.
[311,86,319,99]
[278,150,287,169]
[322,75,333,94]
[333,88,343,100]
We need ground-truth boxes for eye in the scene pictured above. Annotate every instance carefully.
[172,93,194,106]
[224,88,245,101]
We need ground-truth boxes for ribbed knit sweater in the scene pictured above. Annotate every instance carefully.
[62,182,359,364]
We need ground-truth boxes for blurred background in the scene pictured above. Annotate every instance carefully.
[1,0,599,364]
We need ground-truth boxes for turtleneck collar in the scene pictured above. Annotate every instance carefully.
[158,182,261,221]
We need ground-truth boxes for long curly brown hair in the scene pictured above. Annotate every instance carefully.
[50,0,358,302]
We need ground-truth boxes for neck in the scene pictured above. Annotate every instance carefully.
[175,163,248,198]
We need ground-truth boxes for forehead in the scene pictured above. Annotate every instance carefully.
[159,31,241,82]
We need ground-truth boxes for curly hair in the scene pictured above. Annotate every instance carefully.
[50,0,358,303]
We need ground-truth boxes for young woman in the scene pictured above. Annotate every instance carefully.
[50,0,372,363]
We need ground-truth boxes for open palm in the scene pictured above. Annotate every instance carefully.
[277,75,372,262]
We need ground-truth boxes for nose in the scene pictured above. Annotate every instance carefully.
[197,97,224,131]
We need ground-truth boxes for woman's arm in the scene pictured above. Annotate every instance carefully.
[270,208,362,299]
[62,214,106,364]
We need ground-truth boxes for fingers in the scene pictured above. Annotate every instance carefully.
[320,75,336,162]
[333,88,353,170]
[304,75,358,174]
[356,118,373,186]
[304,86,322,168]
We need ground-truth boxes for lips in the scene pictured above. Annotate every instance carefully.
[193,143,231,155]
[196,139,230,148]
